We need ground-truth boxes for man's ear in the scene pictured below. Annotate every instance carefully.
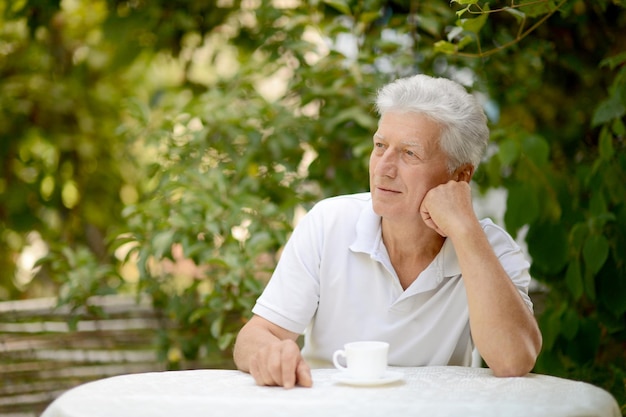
[454,164,474,183]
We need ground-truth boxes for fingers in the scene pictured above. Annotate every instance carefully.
[295,359,313,387]
[249,340,311,389]
[420,208,447,237]
[279,345,297,389]
[420,180,474,237]
[420,195,447,237]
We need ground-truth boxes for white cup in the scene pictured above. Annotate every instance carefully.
[332,341,389,380]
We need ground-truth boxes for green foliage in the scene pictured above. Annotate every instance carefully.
[36,244,122,326]
[0,0,136,297]
[114,87,311,367]
[442,0,626,410]
[1,0,625,410]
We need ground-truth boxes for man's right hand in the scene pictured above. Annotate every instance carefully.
[233,316,312,389]
[248,339,312,389]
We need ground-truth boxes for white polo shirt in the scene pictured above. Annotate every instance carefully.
[252,193,533,368]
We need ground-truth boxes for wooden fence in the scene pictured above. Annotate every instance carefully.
[0,294,166,417]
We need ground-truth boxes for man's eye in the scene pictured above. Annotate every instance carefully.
[373,142,386,152]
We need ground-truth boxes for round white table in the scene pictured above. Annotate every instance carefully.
[41,366,620,417]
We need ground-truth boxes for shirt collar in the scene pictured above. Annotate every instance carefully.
[349,197,382,255]
[349,196,462,282]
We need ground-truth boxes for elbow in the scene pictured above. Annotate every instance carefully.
[490,332,543,377]
[489,350,537,377]
[491,359,535,377]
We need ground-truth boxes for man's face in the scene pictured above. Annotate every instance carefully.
[369,111,454,223]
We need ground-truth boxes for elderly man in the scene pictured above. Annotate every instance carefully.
[233,74,542,388]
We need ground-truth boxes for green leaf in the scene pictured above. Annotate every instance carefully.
[9,0,28,13]
[596,254,626,316]
[67,315,80,332]
[569,318,601,362]
[522,135,549,167]
[598,127,615,160]
[498,138,520,166]
[565,260,583,301]
[206,257,230,268]
[503,6,526,22]
[599,269,626,317]
[539,305,565,351]
[583,267,597,301]
[322,0,351,15]
[504,183,540,235]
[218,332,235,351]
[592,95,626,127]
[526,221,569,275]
[457,35,475,50]
[589,191,608,218]
[599,51,626,70]
[582,234,610,275]
[360,11,381,24]
[459,13,488,34]
[560,308,579,340]
[518,0,558,18]
[327,107,377,131]
[189,307,210,323]
[210,315,224,339]
[613,117,626,136]
[569,222,589,252]
[434,40,457,55]
[451,0,479,4]
[456,6,470,18]
[152,230,176,258]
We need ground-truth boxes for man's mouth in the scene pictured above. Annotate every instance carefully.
[376,186,400,194]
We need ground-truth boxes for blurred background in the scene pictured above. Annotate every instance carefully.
[1,0,625,415]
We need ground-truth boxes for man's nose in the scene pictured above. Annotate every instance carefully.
[375,150,398,178]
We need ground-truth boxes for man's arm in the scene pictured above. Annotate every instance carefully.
[233,315,312,388]
[421,180,542,376]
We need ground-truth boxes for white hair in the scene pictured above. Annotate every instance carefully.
[375,74,489,172]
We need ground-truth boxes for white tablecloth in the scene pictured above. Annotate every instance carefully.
[41,366,620,417]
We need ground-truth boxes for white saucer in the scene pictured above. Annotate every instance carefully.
[331,370,404,386]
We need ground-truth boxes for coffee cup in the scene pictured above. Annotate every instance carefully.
[332,341,389,379]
